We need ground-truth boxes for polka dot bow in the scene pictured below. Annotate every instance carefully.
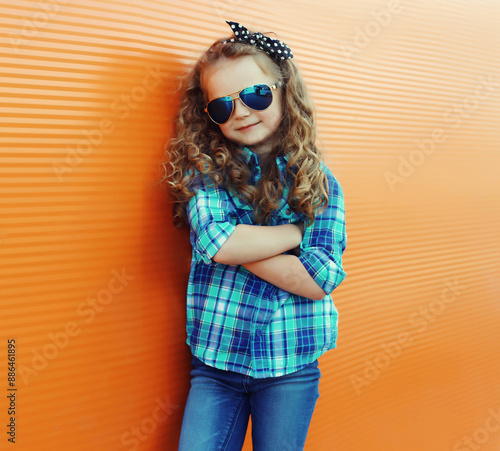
[222,20,293,63]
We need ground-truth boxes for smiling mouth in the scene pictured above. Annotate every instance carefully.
[238,122,259,131]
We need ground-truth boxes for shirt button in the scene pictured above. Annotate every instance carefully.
[255,329,263,337]
[285,208,292,215]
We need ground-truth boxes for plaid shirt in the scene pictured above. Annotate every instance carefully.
[185,146,347,378]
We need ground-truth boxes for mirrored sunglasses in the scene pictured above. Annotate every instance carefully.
[204,82,281,125]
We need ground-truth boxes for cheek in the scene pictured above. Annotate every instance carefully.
[264,104,283,130]
[218,123,232,137]
[270,94,284,124]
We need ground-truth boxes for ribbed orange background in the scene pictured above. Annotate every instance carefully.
[1,1,499,450]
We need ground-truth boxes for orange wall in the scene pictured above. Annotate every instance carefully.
[1,1,500,450]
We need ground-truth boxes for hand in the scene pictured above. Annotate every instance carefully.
[295,222,305,238]
[288,222,304,256]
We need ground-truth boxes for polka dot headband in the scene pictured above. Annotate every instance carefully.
[222,20,293,63]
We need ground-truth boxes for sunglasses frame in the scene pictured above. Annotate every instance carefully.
[204,82,281,125]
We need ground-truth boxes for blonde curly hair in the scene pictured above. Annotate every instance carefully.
[161,33,329,227]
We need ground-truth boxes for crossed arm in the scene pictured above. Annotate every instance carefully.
[212,223,327,300]
[188,169,346,301]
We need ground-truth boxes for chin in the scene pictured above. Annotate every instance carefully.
[242,134,272,147]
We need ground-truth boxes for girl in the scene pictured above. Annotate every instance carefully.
[164,20,347,451]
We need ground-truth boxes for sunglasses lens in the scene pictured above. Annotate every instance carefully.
[240,84,273,111]
[207,96,233,124]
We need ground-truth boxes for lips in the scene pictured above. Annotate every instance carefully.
[238,122,259,131]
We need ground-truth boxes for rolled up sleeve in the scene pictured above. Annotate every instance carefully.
[187,177,237,265]
[298,167,347,295]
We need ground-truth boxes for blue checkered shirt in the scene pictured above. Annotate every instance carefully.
[185,146,347,378]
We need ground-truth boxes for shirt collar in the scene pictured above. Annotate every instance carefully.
[240,146,290,165]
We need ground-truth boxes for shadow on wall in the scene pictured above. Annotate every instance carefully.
[105,45,198,446]
[143,52,195,449]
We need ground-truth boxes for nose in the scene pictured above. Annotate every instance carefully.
[232,97,251,119]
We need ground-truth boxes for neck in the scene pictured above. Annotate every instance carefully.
[256,152,271,171]
[248,142,275,171]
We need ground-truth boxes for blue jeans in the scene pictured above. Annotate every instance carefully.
[178,356,321,451]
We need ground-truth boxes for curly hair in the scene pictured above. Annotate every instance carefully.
[160,31,329,228]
